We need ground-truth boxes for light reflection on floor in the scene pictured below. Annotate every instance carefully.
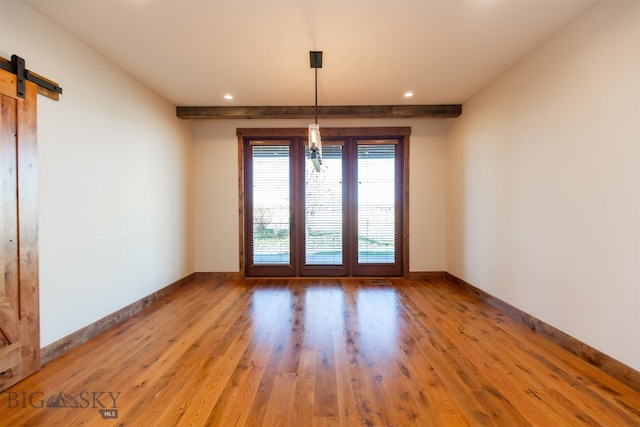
[250,283,400,359]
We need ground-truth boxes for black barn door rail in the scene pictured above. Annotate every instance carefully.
[0,54,62,100]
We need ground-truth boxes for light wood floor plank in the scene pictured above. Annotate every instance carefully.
[1,277,638,426]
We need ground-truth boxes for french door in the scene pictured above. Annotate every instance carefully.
[242,128,407,277]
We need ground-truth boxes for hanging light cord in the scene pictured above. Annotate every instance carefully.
[314,66,318,125]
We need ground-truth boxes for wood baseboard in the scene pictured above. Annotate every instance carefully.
[194,271,242,281]
[407,271,447,280]
[445,273,640,393]
[40,273,197,366]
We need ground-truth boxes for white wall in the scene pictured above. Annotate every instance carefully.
[192,118,451,273]
[0,2,195,347]
[447,1,640,370]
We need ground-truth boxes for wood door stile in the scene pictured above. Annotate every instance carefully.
[0,67,39,391]
[2,277,639,426]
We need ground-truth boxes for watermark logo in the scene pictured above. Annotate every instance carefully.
[2,390,121,420]
[99,408,119,419]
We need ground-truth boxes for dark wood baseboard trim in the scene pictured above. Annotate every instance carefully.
[194,271,242,281]
[445,273,640,393]
[407,271,447,280]
[40,273,197,366]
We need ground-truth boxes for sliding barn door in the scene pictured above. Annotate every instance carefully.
[0,68,40,391]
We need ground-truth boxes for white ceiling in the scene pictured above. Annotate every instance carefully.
[26,0,597,107]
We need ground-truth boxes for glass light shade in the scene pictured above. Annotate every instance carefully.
[308,123,322,154]
[308,123,322,172]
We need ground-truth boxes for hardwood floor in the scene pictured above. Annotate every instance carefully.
[2,276,639,426]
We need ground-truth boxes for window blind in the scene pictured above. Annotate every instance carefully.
[252,145,290,264]
[304,144,343,265]
[357,144,396,264]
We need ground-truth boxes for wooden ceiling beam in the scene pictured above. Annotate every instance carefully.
[176,104,461,120]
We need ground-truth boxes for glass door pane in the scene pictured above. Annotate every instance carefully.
[304,144,343,266]
[251,145,290,265]
[357,144,396,264]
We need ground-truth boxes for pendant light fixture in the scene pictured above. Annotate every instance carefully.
[309,51,323,172]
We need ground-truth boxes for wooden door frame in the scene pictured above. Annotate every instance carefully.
[298,139,349,277]
[243,139,300,277]
[349,137,405,277]
[237,127,411,278]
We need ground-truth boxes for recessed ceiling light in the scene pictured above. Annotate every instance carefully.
[224,94,233,100]
[404,91,414,98]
